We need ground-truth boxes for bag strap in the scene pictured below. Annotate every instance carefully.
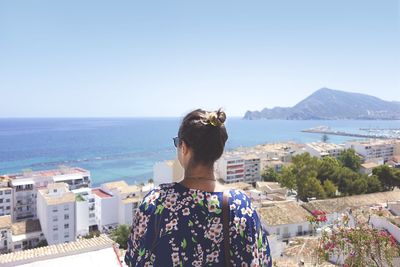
[222,190,232,267]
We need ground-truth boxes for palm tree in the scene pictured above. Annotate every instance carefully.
[110,224,131,249]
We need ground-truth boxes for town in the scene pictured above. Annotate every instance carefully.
[1,138,400,266]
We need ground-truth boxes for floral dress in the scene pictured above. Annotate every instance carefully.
[125,182,272,267]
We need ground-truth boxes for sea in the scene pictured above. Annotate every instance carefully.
[1,118,399,186]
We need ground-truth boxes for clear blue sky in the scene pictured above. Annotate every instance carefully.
[0,0,398,117]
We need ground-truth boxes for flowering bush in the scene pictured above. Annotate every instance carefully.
[307,209,328,230]
[316,215,400,267]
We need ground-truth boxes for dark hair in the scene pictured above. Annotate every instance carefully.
[178,108,228,166]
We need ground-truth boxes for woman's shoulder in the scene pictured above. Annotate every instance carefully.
[141,182,175,203]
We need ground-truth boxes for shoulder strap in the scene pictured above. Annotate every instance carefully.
[222,190,232,267]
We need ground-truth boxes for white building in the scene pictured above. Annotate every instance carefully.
[92,188,119,231]
[0,215,12,253]
[388,200,400,216]
[37,183,76,245]
[101,181,143,228]
[5,167,90,222]
[216,154,262,184]
[11,219,44,251]
[258,201,313,240]
[153,159,184,185]
[242,155,261,183]
[261,158,285,173]
[0,235,121,267]
[360,161,380,175]
[246,189,267,202]
[256,181,288,196]
[0,187,13,217]
[345,139,396,162]
[304,142,345,158]
[72,187,99,237]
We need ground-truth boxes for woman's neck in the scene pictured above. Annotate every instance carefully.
[179,164,225,192]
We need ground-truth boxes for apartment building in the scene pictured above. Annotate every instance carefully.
[37,183,76,245]
[0,187,12,217]
[11,219,44,251]
[345,139,396,162]
[4,167,90,222]
[242,155,261,183]
[304,142,344,158]
[0,215,12,253]
[216,155,245,184]
[101,181,142,228]
[153,159,184,185]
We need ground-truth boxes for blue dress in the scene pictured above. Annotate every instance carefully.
[125,182,272,267]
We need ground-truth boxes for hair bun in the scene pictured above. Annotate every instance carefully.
[206,109,226,127]
[216,109,226,124]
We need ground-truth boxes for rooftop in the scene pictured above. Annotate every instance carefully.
[361,162,380,169]
[258,201,310,225]
[303,189,400,214]
[119,185,140,194]
[102,180,128,191]
[11,219,42,235]
[225,182,253,191]
[0,235,120,267]
[0,215,12,229]
[92,188,113,199]
[306,142,344,152]
[347,139,395,146]
[38,184,75,205]
[256,181,283,190]
[0,187,12,191]
[7,167,89,180]
[122,196,141,204]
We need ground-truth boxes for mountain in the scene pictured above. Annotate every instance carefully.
[244,88,400,120]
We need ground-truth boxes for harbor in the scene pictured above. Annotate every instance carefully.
[302,126,400,140]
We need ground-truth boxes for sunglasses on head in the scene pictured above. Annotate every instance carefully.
[173,136,180,148]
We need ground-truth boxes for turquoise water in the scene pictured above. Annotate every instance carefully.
[1,118,399,186]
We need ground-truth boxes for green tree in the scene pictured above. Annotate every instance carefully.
[83,230,101,239]
[323,179,337,197]
[351,177,368,195]
[110,224,131,249]
[35,239,48,248]
[261,167,279,182]
[303,176,326,200]
[373,165,400,191]
[365,174,382,193]
[338,149,361,172]
[317,156,340,182]
[277,165,297,191]
[321,134,329,143]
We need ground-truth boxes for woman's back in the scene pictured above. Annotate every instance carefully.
[125,182,272,267]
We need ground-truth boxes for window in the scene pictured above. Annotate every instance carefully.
[64,233,69,238]
[0,199,3,203]
[53,216,58,222]
[6,206,10,210]
[52,208,58,212]
[64,214,69,220]
[64,205,69,211]
[64,224,69,229]
[53,225,58,231]
[14,244,22,249]
[89,213,95,218]
[5,199,10,203]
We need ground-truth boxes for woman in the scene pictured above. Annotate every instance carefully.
[125,109,272,267]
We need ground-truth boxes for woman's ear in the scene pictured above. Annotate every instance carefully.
[180,140,189,156]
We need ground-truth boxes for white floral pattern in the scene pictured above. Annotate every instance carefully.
[125,182,272,267]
